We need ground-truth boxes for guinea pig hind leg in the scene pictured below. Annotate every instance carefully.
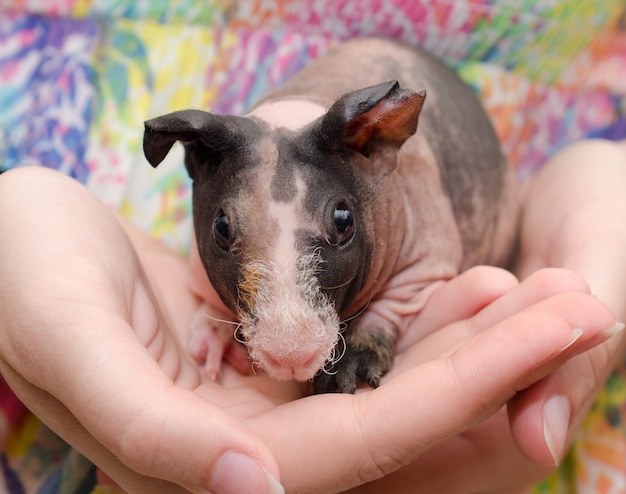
[188,303,239,381]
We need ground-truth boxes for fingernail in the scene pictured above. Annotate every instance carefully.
[600,321,625,338]
[542,395,571,466]
[211,451,284,494]
[558,328,583,353]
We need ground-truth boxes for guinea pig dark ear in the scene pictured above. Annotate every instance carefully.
[143,109,241,178]
[320,81,425,169]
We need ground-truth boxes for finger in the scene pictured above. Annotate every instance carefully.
[509,325,625,467]
[0,366,188,493]
[397,265,518,351]
[2,361,284,494]
[2,308,284,494]
[76,320,283,493]
[510,139,626,469]
[468,268,591,335]
[250,295,616,494]
[350,411,554,494]
[395,268,594,369]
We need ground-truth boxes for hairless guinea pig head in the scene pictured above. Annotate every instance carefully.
[143,81,425,383]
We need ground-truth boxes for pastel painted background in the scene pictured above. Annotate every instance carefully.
[1,1,625,492]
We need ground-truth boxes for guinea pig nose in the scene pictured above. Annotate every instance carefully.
[262,350,318,370]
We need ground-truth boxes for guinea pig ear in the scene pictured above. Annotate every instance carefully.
[143,110,241,178]
[320,81,425,168]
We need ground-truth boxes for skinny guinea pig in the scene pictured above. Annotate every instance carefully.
[143,37,518,394]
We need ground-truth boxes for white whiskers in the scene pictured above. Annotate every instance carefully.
[339,293,373,328]
[201,311,245,342]
[201,312,240,327]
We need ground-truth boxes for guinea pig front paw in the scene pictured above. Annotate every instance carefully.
[313,330,395,394]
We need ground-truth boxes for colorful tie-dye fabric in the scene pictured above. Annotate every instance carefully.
[1,1,625,492]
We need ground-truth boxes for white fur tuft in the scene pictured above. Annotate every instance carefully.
[239,248,340,381]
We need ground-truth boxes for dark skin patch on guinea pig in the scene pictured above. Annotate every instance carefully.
[189,120,270,315]
[284,132,376,318]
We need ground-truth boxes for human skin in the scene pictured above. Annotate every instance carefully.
[0,139,624,494]
[347,139,626,493]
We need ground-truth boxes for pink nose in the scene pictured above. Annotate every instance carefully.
[261,350,319,371]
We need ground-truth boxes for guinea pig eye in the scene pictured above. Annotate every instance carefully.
[331,202,355,246]
[212,210,231,251]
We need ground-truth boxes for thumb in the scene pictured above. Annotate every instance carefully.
[2,349,283,494]
[508,322,624,467]
[67,336,283,494]
[107,382,285,494]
